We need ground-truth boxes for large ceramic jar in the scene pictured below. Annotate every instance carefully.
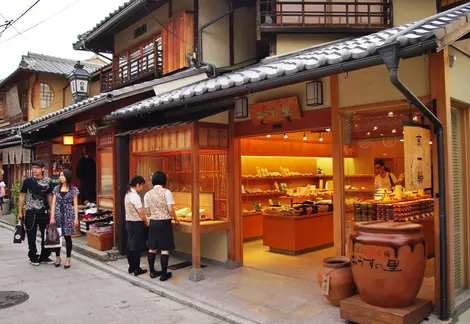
[317,256,356,306]
[349,221,426,308]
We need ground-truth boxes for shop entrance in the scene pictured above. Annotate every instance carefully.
[240,129,336,281]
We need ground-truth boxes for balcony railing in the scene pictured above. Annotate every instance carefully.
[260,1,392,32]
[100,48,163,92]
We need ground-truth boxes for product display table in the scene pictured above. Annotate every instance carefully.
[263,211,333,255]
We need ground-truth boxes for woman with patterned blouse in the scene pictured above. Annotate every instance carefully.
[50,169,79,269]
[144,171,179,281]
[125,175,147,276]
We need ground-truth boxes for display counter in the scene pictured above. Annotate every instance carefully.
[243,212,263,241]
[263,211,334,255]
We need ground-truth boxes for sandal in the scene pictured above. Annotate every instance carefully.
[64,259,71,269]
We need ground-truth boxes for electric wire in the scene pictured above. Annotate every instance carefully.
[0,0,41,38]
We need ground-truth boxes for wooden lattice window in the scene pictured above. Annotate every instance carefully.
[32,82,55,109]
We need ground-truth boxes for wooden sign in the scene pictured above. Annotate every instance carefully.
[249,96,301,125]
[403,123,432,190]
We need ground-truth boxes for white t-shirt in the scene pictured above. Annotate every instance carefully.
[375,172,398,190]
[0,181,6,197]
[144,185,175,208]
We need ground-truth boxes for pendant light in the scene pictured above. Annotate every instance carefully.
[284,133,288,139]
[319,132,323,142]
[266,134,271,138]
[303,133,307,141]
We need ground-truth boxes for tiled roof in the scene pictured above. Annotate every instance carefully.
[108,3,470,119]
[74,0,141,49]
[0,134,21,145]
[18,52,103,75]
[0,52,105,89]
[20,66,210,133]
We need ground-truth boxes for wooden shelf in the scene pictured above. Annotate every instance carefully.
[241,175,332,181]
[279,194,333,200]
[242,191,286,197]
[243,212,263,217]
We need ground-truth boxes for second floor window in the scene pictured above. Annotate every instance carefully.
[32,82,55,109]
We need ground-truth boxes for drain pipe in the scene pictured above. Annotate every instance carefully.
[377,42,449,321]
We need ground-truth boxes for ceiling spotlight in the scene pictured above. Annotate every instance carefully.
[303,133,307,141]
[413,116,419,122]
[388,112,394,117]
[429,140,433,145]
[355,124,358,128]
[380,134,384,137]
[400,139,404,142]
[284,133,288,139]
[319,132,324,142]
[266,134,271,138]
[373,126,378,131]
[392,129,397,134]
[325,128,331,132]
[366,132,371,136]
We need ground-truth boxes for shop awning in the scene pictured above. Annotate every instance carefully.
[1,144,31,165]
[105,2,470,121]
[19,66,211,134]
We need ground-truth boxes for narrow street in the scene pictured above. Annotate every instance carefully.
[0,227,224,324]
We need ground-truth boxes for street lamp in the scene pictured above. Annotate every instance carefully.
[68,61,90,104]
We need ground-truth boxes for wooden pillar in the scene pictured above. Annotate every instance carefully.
[227,109,243,267]
[190,123,204,281]
[429,48,454,311]
[115,134,130,254]
[331,74,345,256]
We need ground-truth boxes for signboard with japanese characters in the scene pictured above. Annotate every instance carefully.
[249,96,301,125]
[403,123,432,190]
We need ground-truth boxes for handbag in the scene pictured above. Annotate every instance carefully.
[45,224,62,249]
[13,220,25,244]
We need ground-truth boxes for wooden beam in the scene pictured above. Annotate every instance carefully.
[114,134,130,254]
[189,123,204,281]
[339,96,432,113]
[227,109,243,267]
[331,74,345,257]
[429,48,454,311]
[437,20,470,50]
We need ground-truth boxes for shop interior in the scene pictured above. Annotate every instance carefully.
[240,106,435,301]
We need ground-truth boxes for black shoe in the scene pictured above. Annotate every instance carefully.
[150,271,163,279]
[55,258,61,268]
[159,272,172,281]
[128,266,135,274]
[39,257,54,264]
[134,268,148,277]
[29,257,40,266]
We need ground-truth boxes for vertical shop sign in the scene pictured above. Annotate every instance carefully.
[249,96,301,125]
[403,123,432,190]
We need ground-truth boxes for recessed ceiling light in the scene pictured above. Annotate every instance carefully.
[325,128,331,132]
[429,140,433,145]
[392,129,397,134]
[373,126,378,131]
[366,132,371,136]
[303,133,307,141]
[266,134,271,138]
[380,134,384,137]
[413,116,419,122]
[388,112,394,117]
[400,139,404,142]
[284,133,288,139]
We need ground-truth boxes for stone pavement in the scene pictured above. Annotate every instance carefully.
[0,227,224,324]
[0,220,465,324]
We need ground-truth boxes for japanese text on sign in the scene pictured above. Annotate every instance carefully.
[249,96,301,125]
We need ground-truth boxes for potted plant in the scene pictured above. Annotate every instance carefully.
[11,180,22,221]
